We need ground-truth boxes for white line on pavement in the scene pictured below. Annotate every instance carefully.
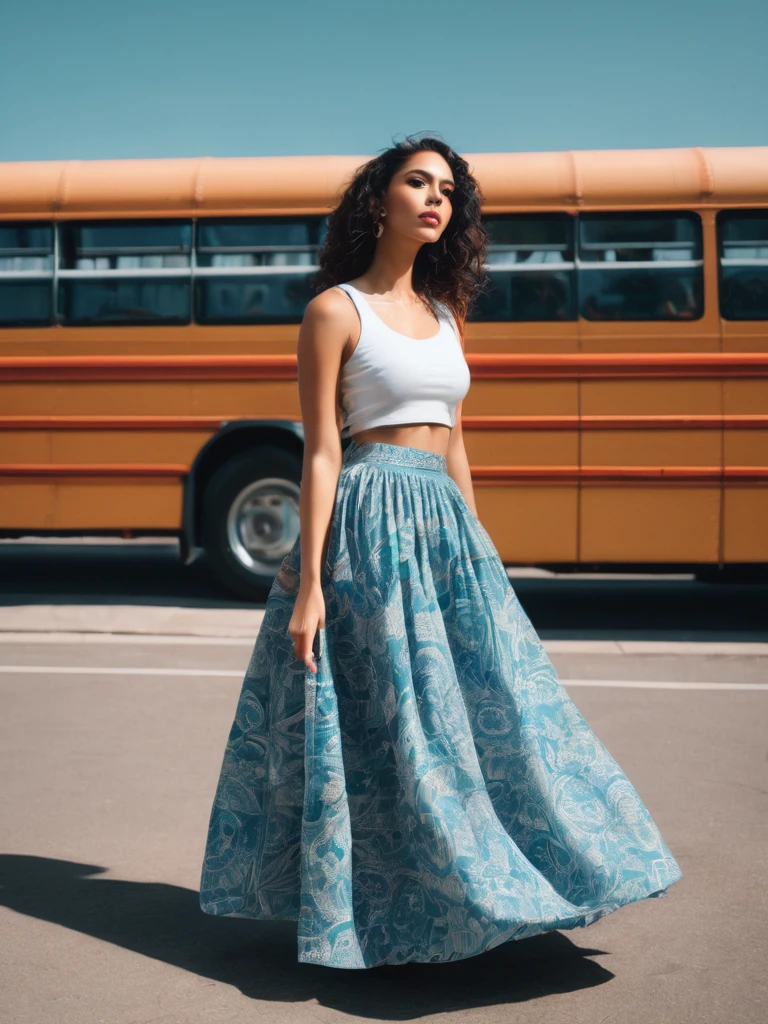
[560,679,768,691]
[0,631,255,646]
[0,665,766,690]
[1,633,768,656]
[0,665,245,677]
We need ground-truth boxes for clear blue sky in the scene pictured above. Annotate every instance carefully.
[1,0,766,161]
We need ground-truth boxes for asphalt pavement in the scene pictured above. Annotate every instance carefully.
[1,540,766,1024]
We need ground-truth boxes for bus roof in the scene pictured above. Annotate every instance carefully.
[1,146,767,218]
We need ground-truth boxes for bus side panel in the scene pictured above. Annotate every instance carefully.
[1,379,300,417]
[723,379,768,561]
[0,428,214,465]
[471,482,578,564]
[580,485,720,563]
[0,478,182,530]
[723,488,768,561]
[721,322,768,353]
[579,378,722,563]
[0,373,302,533]
[461,365,579,563]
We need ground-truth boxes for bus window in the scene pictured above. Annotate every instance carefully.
[718,210,768,320]
[0,222,54,326]
[470,214,576,321]
[195,216,326,324]
[578,212,703,321]
[58,220,192,326]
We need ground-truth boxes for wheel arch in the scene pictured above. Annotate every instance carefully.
[181,419,304,564]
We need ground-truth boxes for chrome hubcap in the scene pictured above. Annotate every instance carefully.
[226,477,301,574]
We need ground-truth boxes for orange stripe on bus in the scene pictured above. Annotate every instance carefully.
[0,464,188,478]
[1,414,767,432]
[464,415,768,430]
[1,353,768,382]
[470,466,768,482]
[467,353,768,379]
[0,355,297,382]
[1,464,766,485]
[0,416,233,430]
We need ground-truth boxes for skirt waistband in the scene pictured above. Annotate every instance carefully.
[342,439,448,474]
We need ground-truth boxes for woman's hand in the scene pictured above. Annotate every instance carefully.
[288,581,326,675]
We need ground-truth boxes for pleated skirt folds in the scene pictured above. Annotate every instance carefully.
[199,439,682,969]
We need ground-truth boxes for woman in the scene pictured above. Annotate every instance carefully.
[199,133,682,970]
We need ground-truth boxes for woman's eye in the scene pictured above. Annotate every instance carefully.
[407,176,453,197]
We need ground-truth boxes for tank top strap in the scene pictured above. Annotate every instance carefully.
[336,282,377,329]
[338,283,457,341]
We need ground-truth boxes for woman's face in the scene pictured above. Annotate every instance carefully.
[380,150,455,245]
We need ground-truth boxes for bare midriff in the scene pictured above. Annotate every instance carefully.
[350,422,452,456]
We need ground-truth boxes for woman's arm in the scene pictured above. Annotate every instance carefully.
[289,287,353,673]
[295,288,352,584]
[446,317,478,516]
[446,398,477,515]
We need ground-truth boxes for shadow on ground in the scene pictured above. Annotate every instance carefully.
[0,854,613,1017]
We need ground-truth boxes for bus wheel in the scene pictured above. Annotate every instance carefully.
[201,447,302,601]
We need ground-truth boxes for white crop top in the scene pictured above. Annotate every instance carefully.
[335,282,471,440]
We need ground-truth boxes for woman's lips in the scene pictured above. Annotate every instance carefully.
[419,213,441,226]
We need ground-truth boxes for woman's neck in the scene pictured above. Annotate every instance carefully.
[359,237,421,299]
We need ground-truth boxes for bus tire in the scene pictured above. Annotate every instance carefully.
[200,446,303,602]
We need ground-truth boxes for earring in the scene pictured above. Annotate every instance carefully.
[373,208,386,238]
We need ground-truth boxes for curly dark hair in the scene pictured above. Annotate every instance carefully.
[313,132,489,327]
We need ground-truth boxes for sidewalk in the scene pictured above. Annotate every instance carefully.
[1,603,767,656]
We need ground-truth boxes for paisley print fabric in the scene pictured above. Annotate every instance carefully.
[199,439,682,969]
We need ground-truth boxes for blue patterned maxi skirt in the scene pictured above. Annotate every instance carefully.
[199,439,682,969]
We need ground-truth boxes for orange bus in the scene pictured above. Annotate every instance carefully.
[0,147,766,599]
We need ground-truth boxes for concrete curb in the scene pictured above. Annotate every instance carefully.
[1,605,767,655]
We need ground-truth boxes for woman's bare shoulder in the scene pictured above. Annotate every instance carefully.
[299,287,357,360]
[304,285,356,324]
